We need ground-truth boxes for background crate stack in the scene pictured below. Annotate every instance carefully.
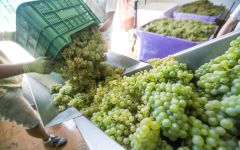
[136,0,223,62]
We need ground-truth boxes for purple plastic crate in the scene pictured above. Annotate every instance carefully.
[136,29,200,62]
[173,11,219,22]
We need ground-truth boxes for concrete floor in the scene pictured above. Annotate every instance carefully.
[0,119,88,150]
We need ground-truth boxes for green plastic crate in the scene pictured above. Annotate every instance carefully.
[16,0,100,58]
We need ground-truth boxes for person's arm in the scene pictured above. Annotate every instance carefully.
[217,18,239,37]
[0,57,54,79]
[0,64,24,79]
[98,0,117,32]
[99,11,115,32]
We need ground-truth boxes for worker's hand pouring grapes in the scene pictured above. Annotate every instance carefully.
[22,57,55,74]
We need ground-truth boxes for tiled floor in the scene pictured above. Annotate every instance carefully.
[0,119,88,150]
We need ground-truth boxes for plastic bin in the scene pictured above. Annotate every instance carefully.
[136,29,200,62]
[173,11,220,22]
[16,0,100,58]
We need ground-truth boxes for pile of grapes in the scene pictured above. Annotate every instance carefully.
[51,24,240,149]
[177,0,225,16]
[91,37,240,149]
[90,50,240,149]
[51,26,124,115]
[144,18,215,42]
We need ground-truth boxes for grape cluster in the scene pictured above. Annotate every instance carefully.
[93,76,142,113]
[195,96,240,135]
[144,18,215,42]
[200,100,239,134]
[92,108,136,147]
[54,27,107,90]
[144,83,192,141]
[221,96,240,118]
[90,73,146,147]
[129,117,161,150]
[135,104,150,122]
[145,57,194,85]
[196,37,240,97]
[187,116,239,150]
[224,77,240,97]
[136,58,195,141]
[51,26,124,116]
[192,37,240,134]
[197,70,231,97]
[51,84,73,111]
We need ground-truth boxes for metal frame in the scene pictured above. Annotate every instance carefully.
[175,31,240,70]
[74,116,125,150]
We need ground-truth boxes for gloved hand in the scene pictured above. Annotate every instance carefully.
[22,57,54,74]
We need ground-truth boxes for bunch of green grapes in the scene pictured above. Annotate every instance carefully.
[50,83,63,94]
[137,58,196,141]
[177,0,225,16]
[91,108,136,147]
[186,116,239,150]
[79,84,108,117]
[197,70,231,96]
[76,66,124,117]
[135,104,151,122]
[68,88,96,108]
[90,74,146,147]
[145,83,193,141]
[221,95,240,117]
[220,96,240,132]
[196,37,240,96]
[190,98,240,137]
[144,18,215,42]
[144,57,194,85]
[196,36,240,77]
[51,26,124,115]
[51,84,73,111]
[197,67,240,97]
[203,100,234,129]
[196,56,231,78]
[54,26,124,91]
[185,96,208,117]
[129,117,161,150]
[224,76,240,98]
[54,26,107,91]
[51,83,97,113]
[98,63,125,82]
[94,75,142,113]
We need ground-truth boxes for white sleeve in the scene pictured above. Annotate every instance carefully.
[230,4,240,20]
[106,0,118,13]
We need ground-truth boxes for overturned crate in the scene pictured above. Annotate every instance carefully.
[16,0,100,58]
